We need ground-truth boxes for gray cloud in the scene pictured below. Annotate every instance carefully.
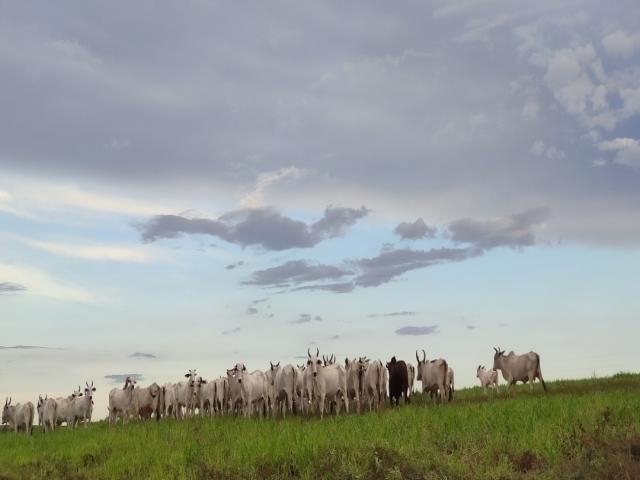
[222,327,242,335]
[0,345,53,350]
[251,298,268,305]
[289,314,323,325]
[448,207,551,250]
[368,311,417,318]
[394,218,436,240]
[104,374,144,384]
[290,282,356,294]
[246,307,258,315]
[139,206,368,250]
[395,325,439,336]
[243,260,353,287]
[466,325,477,330]
[129,352,156,359]
[225,261,245,270]
[0,282,27,294]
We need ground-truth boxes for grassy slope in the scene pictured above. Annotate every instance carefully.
[0,374,639,479]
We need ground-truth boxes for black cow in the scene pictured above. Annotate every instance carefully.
[386,356,409,406]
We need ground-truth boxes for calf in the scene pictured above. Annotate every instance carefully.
[386,357,409,406]
[476,365,499,394]
[2,398,34,435]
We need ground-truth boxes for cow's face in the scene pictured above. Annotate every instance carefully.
[232,363,247,383]
[2,398,12,423]
[269,362,280,385]
[73,386,83,398]
[84,381,96,401]
[476,365,483,378]
[492,348,505,370]
[357,357,369,374]
[307,348,322,377]
[184,369,198,388]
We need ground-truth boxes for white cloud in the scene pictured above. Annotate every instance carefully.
[0,263,100,304]
[239,166,308,208]
[597,137,640,168]
[18,238,153,263]
[530,140,565,160]
[602,31,640,58]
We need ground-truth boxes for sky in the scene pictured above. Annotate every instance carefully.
[1,1,639,414]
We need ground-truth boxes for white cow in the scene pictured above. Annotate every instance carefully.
[198,379,216,416]
[361,358,385,412]
[344,358,362,413]
[71,381,96,427]
[133,382,162,421]
[175,369,198,418]
[162,383,178,418]
[37,395,46,427]
[226,369,244,415]
[477,365,499,394]
[2,398,34,435]
[54,390,79,427]
[305,349,348,419]
[231,363,268,418]
[415,350,449,403]
[270,363,297,418]
[213,377,228,415]
[492,347,546,391]
[406,362,416,398]
[108,376,137,425]
[293,364,306,415]
[42,397,57,433]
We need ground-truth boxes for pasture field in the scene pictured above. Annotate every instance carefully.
[1,373,639,479]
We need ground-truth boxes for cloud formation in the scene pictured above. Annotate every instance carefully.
[368,311,417,318]
[243,260,353,287]
[394,218,436,240]
[222,327,242,336]
[395,325,439,336]
[0,282,26,294]
[104,374,144,384]
[289,314,323,325]
[225,261,245,270]
[129,352,156,359]
[139,206,368,250]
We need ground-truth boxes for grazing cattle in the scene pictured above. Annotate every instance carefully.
[213,377,228,415]
[270,363,297,417]
[231,363,268,417]
[406,362,416,397]
[344,358,362,413]
[492,348,546,391]
[71,381,96,427]
[306,348,348,419]
[162,383,178,418]
[108,376,137,425]
[133,382,162,421]
[415,350,449,403]
[2,398,34,435]
[42,397,57,433]
[175,369,198,418]
[361,358,385,411]
[477,365,499,394]
[385,357,409,406]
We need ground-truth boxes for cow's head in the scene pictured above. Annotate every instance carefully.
[269,361,280,385]
[193,376,206,396]
[149,382,161,398]
[322,354,335,366]
[357,357,369,374]
[2,397,11,424]
[385,356,398,371]
[232,363,247,383]
[307,347,322,377]
[84,381,96,403]
[184,369,197,388]
[297,363,306,371]
[123,376,137,391]
[476,365,484,378]
[74,385,83,397]
[492,348,505,370]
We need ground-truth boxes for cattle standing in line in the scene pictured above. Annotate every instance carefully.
[71,381,96,427]
[492,348,546,391]
[415,350,449,403]
[344,358,362,413]
[108,376,136,425]
[213,377,228,415]
[42,397,57,432]
[405,362,416,398]
[477,365,499,394]
[231,363,268,418]
[133,382,162,421]
[199,379,216,416]
[175,369,198,418]
[270,362,297,417]
[2,398,34,435]
[362,359,385,412]
[226,369,244,415]
[306,348,348,419]
[385,357,409,406]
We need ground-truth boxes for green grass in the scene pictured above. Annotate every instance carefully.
[1,373,640,479]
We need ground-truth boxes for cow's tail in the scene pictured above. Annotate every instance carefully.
[448,368,454,402]
[535,354,547,392]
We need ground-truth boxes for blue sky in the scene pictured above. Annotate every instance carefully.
[1,1,640,411]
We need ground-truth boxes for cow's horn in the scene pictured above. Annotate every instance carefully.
[308,348,311,358]
[422,349,426,362]
[416,350,420,363]
[316,347,319,357]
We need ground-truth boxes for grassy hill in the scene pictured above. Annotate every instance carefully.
[1,374,639,479]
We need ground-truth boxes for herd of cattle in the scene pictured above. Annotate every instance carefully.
[2,347,546,434]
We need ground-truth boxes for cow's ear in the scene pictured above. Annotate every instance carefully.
[92,387,96,392]
[202,380,207,384]
[345,358,348,367]
[242,366,246,371]
[185,373,190,378]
